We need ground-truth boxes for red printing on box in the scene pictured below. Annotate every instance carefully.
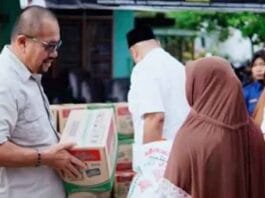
[117,106,129,116]
[62,107,86,118]
[62,109,71,118]
[116,172,135,182]
[116,162,132,171]
[69,149,101,161]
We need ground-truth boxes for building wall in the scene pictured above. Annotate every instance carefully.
[0,5,134,80]
[113,10,134,78]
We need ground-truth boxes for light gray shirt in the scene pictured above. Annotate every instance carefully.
[0,46,65,198]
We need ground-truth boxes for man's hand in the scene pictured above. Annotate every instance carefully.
[143,112,165,144]
[42,142,86,180]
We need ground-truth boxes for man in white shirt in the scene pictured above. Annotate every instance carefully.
[127,26,190,145]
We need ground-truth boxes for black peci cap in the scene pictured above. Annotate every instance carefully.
[126,25,155,48]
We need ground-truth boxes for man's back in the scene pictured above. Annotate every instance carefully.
[128,48,189,144]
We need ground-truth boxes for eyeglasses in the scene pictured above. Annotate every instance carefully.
[24,35,62,53]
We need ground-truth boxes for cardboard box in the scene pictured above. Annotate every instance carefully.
[86,103,114,110]
[60,108,118,193]
[114,171,135,198]
[116,139,133,171]
[86,102,133,140]
[58,104,88,133]
[68,191,111,198]
[49,104,61,131]
[114,103,134,140]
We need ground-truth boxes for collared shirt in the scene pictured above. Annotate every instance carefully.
[128,48,190,144]
[0,46,65,198]
[243,81,264,115]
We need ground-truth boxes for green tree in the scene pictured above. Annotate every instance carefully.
[167,11,265,54]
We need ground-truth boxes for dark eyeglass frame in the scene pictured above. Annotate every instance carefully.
[24,35,62,53]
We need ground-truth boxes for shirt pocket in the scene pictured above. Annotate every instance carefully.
[16,103,46,140]
[23,104,44,122]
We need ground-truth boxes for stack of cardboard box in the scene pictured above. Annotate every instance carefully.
[49,102,135,197]
[49,104,88,133]
[60,108,118,198]
[113,103,135,198]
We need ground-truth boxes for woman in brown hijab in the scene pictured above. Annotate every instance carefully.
[252,89,265,126]
[155,56,265,198]
[252,90,265,140]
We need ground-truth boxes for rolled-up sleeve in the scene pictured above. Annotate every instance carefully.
[0,82,17,143]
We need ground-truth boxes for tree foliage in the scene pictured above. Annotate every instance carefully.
[167,11,265,49]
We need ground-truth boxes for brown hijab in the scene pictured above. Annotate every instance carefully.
[164,56,265,198]
[253,89,265,126]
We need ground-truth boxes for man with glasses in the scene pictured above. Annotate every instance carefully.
[0,6,85,198]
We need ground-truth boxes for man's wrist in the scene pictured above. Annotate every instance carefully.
[40,150,51,166]
[35,150,41,167]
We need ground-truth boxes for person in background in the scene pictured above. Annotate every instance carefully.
[0,6,85,198]
[126,25,190,145]
[155,56,265,198]
[243,49,265,115]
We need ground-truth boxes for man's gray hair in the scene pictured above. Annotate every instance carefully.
[11,6,57,41]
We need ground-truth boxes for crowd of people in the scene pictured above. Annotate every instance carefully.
[0,5,265,198]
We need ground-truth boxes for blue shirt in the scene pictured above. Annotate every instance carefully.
[243,81,264,115]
